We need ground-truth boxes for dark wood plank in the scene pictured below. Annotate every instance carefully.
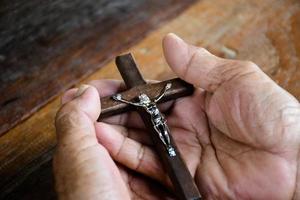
[0,152,56,200]
[0,0,196,136]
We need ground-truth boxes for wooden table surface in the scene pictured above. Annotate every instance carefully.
[1,0,299,198]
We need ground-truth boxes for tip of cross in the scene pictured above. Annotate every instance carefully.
[116,53,134,61]
[115,52,146,88]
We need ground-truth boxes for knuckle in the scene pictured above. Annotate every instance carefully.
[196,47,206,52]
[55,102,83,133]
[135,144,145,171]
[219,60,259,83]
[190,47,211,64]
[241,60,258,70]
[280,105,300,128]
[184,47,210,79]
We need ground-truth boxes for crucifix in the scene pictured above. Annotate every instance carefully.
[98,53,202,200]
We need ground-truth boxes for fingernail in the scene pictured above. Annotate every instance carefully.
[75,84,90,97]
[167,33,183,41]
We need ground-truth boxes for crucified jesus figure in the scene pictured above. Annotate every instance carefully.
[112,83,176,156]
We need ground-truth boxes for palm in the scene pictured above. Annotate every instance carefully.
[167,84,298,199]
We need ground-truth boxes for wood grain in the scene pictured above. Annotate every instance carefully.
[0,0,299,198]
[0,0,196,136]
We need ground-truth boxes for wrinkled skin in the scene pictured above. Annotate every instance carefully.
[54,34,300,200]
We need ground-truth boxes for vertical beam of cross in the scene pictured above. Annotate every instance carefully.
[107,53,201,200]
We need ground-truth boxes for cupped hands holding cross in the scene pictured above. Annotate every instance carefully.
[53,33,300,200]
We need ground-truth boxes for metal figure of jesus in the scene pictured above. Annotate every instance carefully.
[112,83,176,157]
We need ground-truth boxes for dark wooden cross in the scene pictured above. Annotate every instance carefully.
[98,53,201,200]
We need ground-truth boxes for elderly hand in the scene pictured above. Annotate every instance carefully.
[53,33,300,200]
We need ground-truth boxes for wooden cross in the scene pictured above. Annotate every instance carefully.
[98,53,201,200]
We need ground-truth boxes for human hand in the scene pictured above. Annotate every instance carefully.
[53,86,174,199]
[161,34,300,199]
[54,33,300,200]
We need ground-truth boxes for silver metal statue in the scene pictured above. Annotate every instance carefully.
[112,83,176,157]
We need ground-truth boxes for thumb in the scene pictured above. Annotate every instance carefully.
[54,85,130,199]
[55,84,100,142]
[162,33,260,92]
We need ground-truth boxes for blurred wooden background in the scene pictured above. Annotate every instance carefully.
[0,0,299,199]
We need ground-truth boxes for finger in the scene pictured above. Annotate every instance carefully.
[103,111,145,129]
[97,123,153,145]
[55,85,130,199]
[61,88,78,104]
[95,122,170,186]
[163,33,263,92]
[56,85,100,142]
[55,85,102,169]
